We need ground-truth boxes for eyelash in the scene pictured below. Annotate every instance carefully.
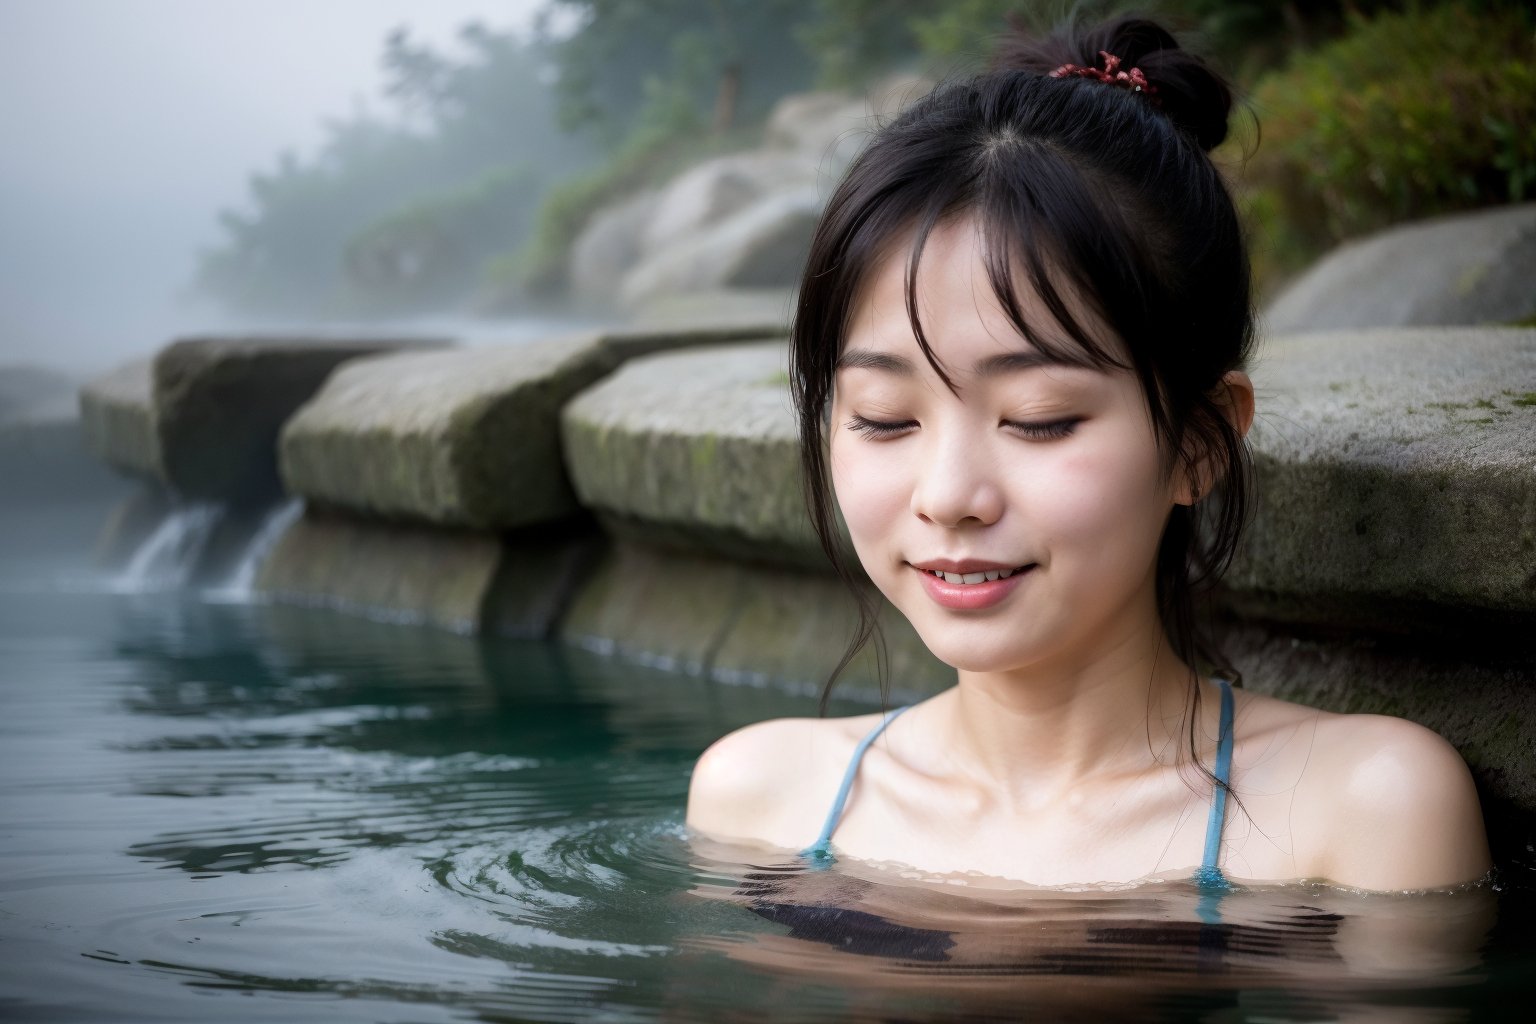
[846,415,1079,440]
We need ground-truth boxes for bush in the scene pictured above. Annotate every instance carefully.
[1226,2,1536,299]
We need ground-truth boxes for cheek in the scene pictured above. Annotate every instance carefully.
[829,435,909,558]
[1035,426,1169,557]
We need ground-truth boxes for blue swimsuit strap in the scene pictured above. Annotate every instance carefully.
[802,679,1237,882]
[801,705,911,864]
[1194,677,1237,892]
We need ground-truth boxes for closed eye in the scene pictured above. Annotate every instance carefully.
[846,414,916,438]
[1003,418,1080,440]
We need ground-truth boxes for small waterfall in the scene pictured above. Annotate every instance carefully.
[115,503,225,592]
[205,499,303,602]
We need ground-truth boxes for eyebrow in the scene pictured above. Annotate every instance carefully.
[836,347,1086,376]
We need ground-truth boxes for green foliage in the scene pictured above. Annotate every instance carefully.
[341,163,542,312]
[1226,2,1536,296]
[541,0,820,141]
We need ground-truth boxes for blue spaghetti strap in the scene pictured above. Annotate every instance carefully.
[801,705,912,867]
[800,679,1237,894]
[1193,677,1237,899]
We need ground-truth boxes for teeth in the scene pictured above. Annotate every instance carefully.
[926,566,1030,584]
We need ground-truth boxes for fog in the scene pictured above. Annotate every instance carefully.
[0,0,546,378]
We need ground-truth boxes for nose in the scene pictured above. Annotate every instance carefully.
[909,428,1006,528]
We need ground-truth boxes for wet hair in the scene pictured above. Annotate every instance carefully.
[789,12,1256,780]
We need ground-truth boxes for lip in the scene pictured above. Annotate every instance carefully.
[909,561,1037,611]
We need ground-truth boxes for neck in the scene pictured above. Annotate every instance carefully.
[937,605,1198,807]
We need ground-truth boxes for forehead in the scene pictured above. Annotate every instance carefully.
[843,217,1123,377]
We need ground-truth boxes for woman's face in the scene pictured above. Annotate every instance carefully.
[829,218,1184,674]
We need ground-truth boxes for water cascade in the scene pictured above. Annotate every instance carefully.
[114,503,224,592]
[206,499,304,602]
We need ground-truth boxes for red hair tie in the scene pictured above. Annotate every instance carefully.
[1049,50,1161,106]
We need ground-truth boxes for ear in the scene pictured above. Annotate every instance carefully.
[1180,369,1255,506]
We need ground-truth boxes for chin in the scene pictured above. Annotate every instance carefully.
[902,614,1043,674]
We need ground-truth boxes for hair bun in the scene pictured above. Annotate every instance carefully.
[990,14,1233,152]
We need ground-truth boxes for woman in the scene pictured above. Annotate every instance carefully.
[686,12,1489,892]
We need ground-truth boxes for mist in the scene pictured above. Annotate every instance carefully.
[0,0,547,379]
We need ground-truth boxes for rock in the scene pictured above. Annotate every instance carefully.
[280,325,787,530]
[560,541,950,701]
[765,75,931,179]
[569,188,661,307]
[280,337,570,529]
[625,287,794,335]
[618,186,822,309]
[1227,326,1536,632]
[1264,203,1536,332]
[639,152,817,259]
[155,336,449,504]
[78,357,162,484]
[281,336,610,529]
[765,90,865,154]
[561,340,824,561]
[255,506,596,637]
[79,337,449,505]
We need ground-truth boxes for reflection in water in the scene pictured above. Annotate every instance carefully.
[0,578,1523,1023]
[685,856,1498,1022]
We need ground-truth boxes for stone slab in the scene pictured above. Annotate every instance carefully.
[1264,203,1536,332]
[78,357,162,483]
[561,341,823,562]
[280,337,609,529]
[560,541,950,702]
[255,506,593,638]
[1230,327,1536,631]
[278,326,786,530]
[256,508,504,633]
[152,335,449,504]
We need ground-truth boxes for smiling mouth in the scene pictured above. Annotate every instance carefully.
[919,565,1035,585]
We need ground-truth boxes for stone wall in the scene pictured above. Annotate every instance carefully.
[75,323,1536,871]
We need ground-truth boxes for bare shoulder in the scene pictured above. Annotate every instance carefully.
[1286,705,1491,890]
[686,713,884,849]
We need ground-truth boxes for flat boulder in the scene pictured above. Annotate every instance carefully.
[1265,203,1536,332]
[80,336,448,504]
[639,152,817,259]
[280,335,611,529]
[1228,326,1536,632]
[618,186,821,310]
[561,340,821,562]
[78,357,162,483]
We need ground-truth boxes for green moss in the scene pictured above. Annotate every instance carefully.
[1223,3,1536,299]
[690,434,718,474]
[1512,392,1536,407]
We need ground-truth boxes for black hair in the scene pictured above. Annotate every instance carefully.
[789,11,1256,787]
